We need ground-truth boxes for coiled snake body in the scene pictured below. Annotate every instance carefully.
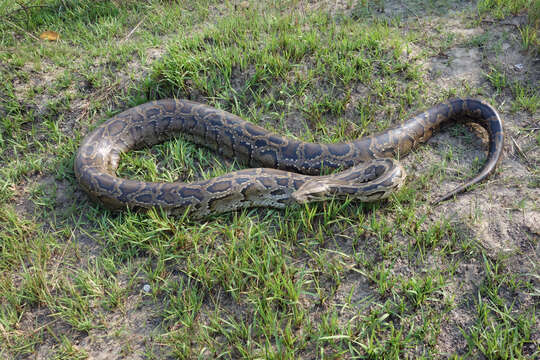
[74,99,503,217]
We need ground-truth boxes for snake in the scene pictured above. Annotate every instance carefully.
[74,98,504,218]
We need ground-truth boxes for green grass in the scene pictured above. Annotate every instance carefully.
[478,0,540,53]
[1,0,539,358]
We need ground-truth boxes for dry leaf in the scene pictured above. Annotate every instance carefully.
[39,31,59,41]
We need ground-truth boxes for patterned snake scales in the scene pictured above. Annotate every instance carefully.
[75,98,503,218]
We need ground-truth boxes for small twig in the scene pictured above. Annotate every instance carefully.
[122,16,145,42]
[16,0,30,25]
[3,18,40,41]
[29,318,60,335]
[399,0,420,20]
[480,19,521,28]
[511,136,531,165]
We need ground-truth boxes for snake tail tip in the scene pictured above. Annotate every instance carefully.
[430,192,455,205]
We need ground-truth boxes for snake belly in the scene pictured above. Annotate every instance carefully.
[74,98,503,217]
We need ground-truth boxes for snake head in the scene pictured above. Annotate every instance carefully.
[291,181,337,203]
[291,159,406,204]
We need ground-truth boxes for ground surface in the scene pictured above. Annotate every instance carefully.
[0,0,539,359]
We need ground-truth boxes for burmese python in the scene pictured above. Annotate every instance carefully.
[74,98,504,217]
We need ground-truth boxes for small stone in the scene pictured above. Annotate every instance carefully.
[514,63,524,71]
[143,284,151,293]
[524,211,540,235]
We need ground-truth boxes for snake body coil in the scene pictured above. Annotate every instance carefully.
[74,98,503,217]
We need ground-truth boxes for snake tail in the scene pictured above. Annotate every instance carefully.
[352,98,504,203]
